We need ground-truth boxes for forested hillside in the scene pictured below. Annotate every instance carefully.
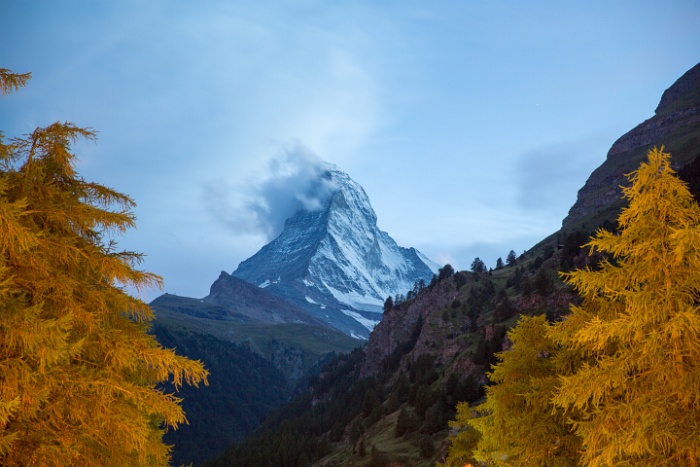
[152,325,290,466]
[204,146,700,467]
[205,241,589,466]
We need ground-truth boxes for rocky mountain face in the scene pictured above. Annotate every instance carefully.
[150,273,325,327]
[203,271,328,326]
[360,277,462,380]
[232,166,438,339]
[564,62,700,229]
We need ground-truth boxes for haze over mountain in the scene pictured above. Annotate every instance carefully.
[154,160,438,339]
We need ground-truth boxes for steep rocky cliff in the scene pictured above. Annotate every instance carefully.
[563,62,700,229]
[361,277,462,379]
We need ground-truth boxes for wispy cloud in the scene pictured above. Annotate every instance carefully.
[514,139,603,213]
[204,143,337,240]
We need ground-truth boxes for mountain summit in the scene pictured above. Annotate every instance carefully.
[231,164,438,339]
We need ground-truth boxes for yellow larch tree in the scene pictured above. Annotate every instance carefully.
[439,401,480,467]
[0,70,208,466]
[455,315,581,467]
[550,147,700,466]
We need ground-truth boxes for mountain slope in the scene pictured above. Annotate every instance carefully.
[152,324,290,467]
[564,62,700,230]
[206,61,700,467]
[203,271,330,326]
[233,166,438,339]
[150,301,359,384]
[149,300,361,466]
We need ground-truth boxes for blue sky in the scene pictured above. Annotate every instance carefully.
[2,1,699,301]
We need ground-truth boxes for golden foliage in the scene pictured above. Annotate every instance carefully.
[0,70,208,466]
[444,148,700,466]
[438,402,480,467]
[450,316,580,467]
[0,69,31,96]
[550,147,700,466]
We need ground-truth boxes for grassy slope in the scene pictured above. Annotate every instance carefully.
[154,307,362,374]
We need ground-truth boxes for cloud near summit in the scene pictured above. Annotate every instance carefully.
[204,144,338,241]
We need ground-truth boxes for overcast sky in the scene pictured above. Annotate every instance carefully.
[2,1,699,301]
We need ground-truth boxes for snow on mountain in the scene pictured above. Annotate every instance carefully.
[341,310,379,333]
[232,164,437,338]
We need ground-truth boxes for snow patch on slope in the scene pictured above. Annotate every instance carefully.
[342,309,380,332]
[417,250,441,274]
[231,164,437,338]
[324,282,383,311]
[350,331,367,341]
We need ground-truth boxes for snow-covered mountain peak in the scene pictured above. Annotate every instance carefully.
[232,164,438,338]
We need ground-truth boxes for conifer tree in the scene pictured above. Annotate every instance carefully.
[470,257,487,274]
[466,316,580,466]
[550,147,700,466]
[438,402,480,467]
[0,70,207,466]
[495,257,504,269]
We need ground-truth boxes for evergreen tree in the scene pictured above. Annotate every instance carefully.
[454,270,469,290]
[468,316,580,466]
[521,274,533,297]
[413,278,426,295]
[506,250,518,266]
[439,263,455,280]
[438,402,480,467]
[383,296,393,312]
[470,257,487,273]
[550,148,700,466]
[358,438,366,457]
[534,267,553,295]
[0,71,207,466]
[363,389,379,417]
[414,384,433,417]
[394,407,410,437]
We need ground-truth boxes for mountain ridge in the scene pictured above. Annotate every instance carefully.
[564,62,700,229]
[232,165,438,338]
[203,271,328,326]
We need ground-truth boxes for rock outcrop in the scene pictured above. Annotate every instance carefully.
[563,62,700,229]
[361,277,465,380]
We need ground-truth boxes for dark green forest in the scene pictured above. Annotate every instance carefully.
[152,326,290,466]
